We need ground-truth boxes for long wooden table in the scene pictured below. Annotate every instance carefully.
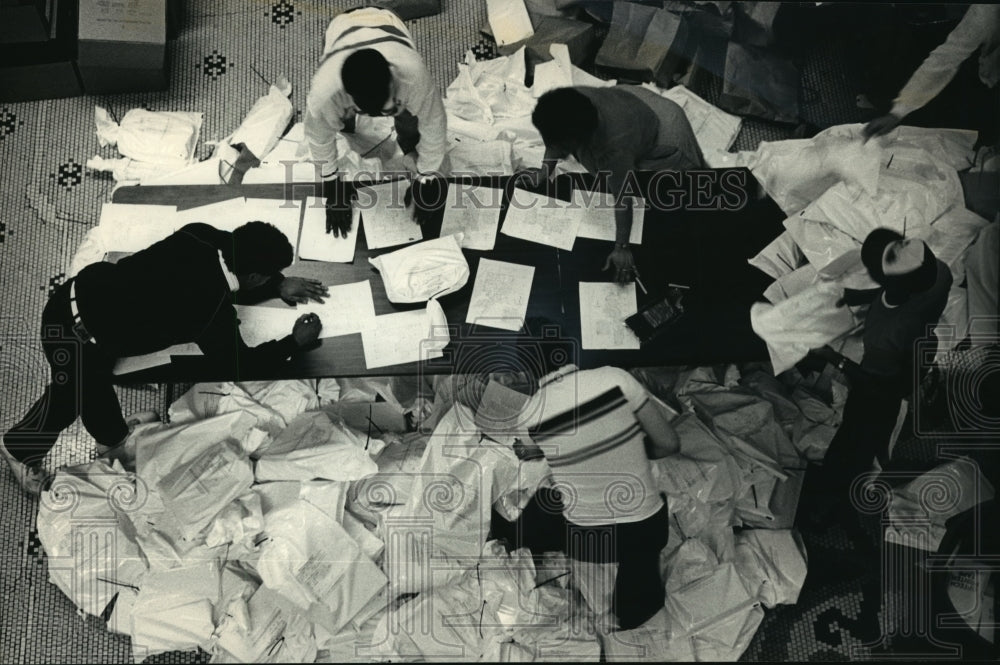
[110,170,785,381]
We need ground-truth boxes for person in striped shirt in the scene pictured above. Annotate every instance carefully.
[496,364,682,630]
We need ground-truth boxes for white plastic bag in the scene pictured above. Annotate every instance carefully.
[213,585,318,663]
[369,233,470,303]
[733,529,808,608]
[36,459,148,619]
[228,77,294,161]
[95,106,202,165]
[253,411,379,482]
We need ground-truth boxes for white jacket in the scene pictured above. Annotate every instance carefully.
[304,8,447,177]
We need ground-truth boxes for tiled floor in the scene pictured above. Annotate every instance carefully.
[0,2,949,662]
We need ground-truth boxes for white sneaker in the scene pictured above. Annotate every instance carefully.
[0,438,49,496]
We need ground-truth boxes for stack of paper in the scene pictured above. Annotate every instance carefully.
[465,258,534,331]
[501,190,581,250]
[579,282,641,350]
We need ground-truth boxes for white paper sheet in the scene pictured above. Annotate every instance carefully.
[357,181,423,250]
[579,282,641,350]
[173,197,302,252]
[361,301,449,369]
[299,196,359,262]
[501,190,581,250]
[466,258,534,331]
[98,203,180,252]
[486,0,534,47]
[113,343,203,376]
[439,185,503,250]
[236,281,377,346]
[571,190,645,244]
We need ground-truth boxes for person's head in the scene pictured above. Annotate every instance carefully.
[881,237,937,302]
[531,88,598,157]
[342,49,394,116]
[861,227,904,284]
[230,221,293,289]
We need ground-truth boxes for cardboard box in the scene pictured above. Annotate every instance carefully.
[77,0,167,93]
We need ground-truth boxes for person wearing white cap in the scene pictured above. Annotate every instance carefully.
[800,228,953,530]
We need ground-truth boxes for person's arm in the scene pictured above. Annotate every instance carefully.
[303,89,346,180]
[602,156,640,283]
[403,68,448,175]
[840,287,881,308]
[196,299,304,374]
[636,400,680,459]
[890,5,995,120]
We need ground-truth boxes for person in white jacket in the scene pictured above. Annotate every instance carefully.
[305,7,448,232]
[865,4,999,142]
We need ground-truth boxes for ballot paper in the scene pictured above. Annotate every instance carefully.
[579,282,641,350]
[466,258,534,331]
[571,190,645,244]
[361,300,449,369]
[357,181,423,250]
[98,202,180,252]
[501,190,581,250]
[486,0,534,47]
[299,196,359,262]
[113,343,203,376]
[236,281,377,346]
[439,185,503,250]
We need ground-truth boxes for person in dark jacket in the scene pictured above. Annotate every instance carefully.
[801,228,953,529]
[1,221,327,495]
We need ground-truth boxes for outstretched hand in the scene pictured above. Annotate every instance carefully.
[292,313,322,348]
[603,247,637,285]
[279,277,329,305]
[404,176,442,225]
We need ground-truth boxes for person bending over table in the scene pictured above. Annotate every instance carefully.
[492,364,687,630]
[522,86,706,283]
[305,6,448,234]
[800,229,952,531]
[0,222,328,496]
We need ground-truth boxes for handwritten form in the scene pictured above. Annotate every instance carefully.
[571,191,645,244]
[439,185,502,250]
[357,181,423,250]
[362,300,450,369]
[466,258,534,331]
[236,281,377,347]
[174,197,302,252]
[486,0,534,46]
[501,190,581,250]
[579,282,642,350]
[299,196,359,263]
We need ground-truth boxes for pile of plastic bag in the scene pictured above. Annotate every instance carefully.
[36,364,819,662]
[746,123,991,373]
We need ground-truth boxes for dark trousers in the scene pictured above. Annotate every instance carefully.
[492,488,670,629]
[818,378,903,504]
[4,281,128,465]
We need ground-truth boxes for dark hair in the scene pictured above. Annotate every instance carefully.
[861,227,904,284]
[342,49,392,115]
[532,88,598,148]
[231,221,293,275]
[882,242,938,299]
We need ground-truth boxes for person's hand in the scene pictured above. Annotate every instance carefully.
[863,113,902,141]
[326,203,352,237]
[292,313,322,348]
[279,277,329,305]
[603,246,637,284]
[404,176,442,225]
